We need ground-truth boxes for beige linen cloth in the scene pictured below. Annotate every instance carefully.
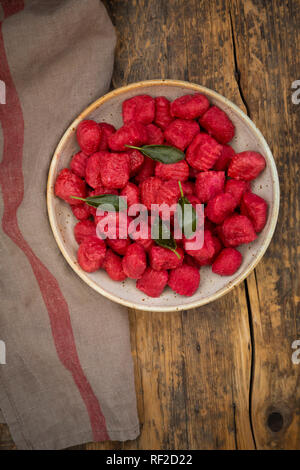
[0,0,139,450]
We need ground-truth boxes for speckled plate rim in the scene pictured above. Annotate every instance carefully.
[47,79,280,312]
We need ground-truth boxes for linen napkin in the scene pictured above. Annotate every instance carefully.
[0,0,139,450]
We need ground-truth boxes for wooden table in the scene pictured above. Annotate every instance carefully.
[1,0,299,450]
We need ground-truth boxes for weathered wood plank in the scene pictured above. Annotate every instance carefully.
[0,423,15,450]
[91,0,255,450]
[181,287,254,449]
[230,0,300,449]
[5,0,299,451]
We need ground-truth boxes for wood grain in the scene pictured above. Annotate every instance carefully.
[1,0,299,450]
[230,0,300,449]
[0,423,15,450]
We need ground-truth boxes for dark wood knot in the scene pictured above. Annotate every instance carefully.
[267,411,284,432]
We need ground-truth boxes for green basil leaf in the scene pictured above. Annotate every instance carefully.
[177,181,198,238]
[71,194,126,211]
[125,144,185,164]
[151,216,181,259]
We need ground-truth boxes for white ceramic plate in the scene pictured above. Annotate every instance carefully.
[47,80,280,312]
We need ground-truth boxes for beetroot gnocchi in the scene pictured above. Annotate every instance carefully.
[55,92,268,298]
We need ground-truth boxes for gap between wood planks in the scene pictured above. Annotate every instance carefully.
[229,5,257,450]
